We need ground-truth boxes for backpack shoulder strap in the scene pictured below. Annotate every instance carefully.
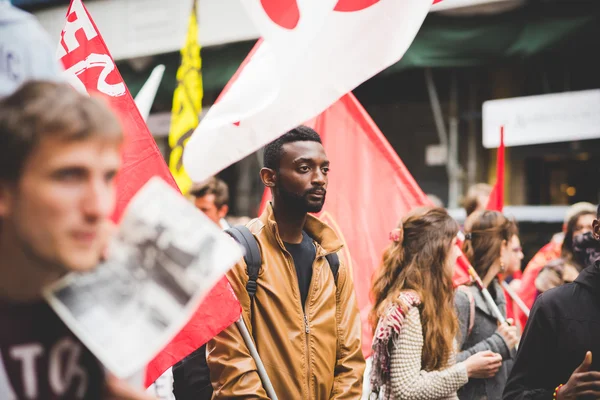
[225,225,262,300]
[325,252,340,284]
[457,285,475,336]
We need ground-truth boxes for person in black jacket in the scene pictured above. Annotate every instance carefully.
[503,206,600,400]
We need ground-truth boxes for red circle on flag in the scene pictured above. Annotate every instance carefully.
[334,0,381,12]
[260,0,300,30]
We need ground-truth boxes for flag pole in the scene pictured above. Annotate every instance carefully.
[235,317,279,400]
[500,280,530,318]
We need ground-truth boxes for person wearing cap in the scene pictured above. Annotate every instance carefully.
[514,202,597,330]
[0,0,63,98]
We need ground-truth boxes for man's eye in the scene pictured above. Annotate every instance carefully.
[105,171,117,184]
[322,167,330,174]
[54,169,84,181]
[299,166,310,172]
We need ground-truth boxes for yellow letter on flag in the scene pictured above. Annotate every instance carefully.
[168,0,202,195]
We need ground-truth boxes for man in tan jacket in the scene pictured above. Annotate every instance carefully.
[207,126,365,399]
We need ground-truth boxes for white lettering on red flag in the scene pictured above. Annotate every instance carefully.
[56,0,177,219]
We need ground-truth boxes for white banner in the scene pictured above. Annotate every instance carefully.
[483,89,600,148]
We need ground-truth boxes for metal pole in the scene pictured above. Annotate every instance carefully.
[448,71,462,209]
[467,81,477,188]
[424,68,448,148]
[235,317,279,400]
[501,280,530,318]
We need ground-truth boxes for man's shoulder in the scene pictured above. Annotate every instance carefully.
[535,282,581,316]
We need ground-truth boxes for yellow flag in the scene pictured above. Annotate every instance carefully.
[168,0,202,195]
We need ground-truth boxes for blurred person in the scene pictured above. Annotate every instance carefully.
[462,183,493,217]
[456,210,520,399]
[0,0,63,97]
[503,205,600,400]
[0,81,153,399]
[501,232,525,322]
[205,126,365,398]
[189,177,229,228]
[515,202,596,330]
[369,207,502,399]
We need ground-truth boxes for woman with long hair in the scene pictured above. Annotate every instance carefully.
[369,207,502,400]
[456,210,520,399]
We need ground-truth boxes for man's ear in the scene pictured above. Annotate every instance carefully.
[217,205,229,220]
[593,219,600,241]
[260,167,276,188]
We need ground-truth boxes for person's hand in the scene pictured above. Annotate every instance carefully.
[557,352,600,400]
[104,373,157,400]
[497,319,519,350]
[464,351,503,379]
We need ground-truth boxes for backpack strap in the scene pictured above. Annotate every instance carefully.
[457,286,475,336]
[225,225,262,300]
[325,252,340,284]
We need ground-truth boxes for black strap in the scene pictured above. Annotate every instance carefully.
[227,225,341,299]
[325,253,340,282]
[225,226,262,299]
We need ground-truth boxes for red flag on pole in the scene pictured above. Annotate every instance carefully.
[57,0,177,219]
[56,0,240,386]
[486,126,505,212]
[484,126,522,321]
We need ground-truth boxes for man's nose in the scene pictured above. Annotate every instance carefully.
[312,169,327,186]
[81,179,115,221]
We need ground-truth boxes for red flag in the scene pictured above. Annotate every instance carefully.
[485,126,522,320]
[57,0,177,219]
[145,279,240,386]
[486,126,505,212]
[56,0,240,386]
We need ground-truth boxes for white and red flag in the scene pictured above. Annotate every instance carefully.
[184,0,443,181]
[56,0,241,386]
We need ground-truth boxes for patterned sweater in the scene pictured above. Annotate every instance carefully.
[388,307,469,400]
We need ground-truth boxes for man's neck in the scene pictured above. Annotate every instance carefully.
[0,236,61,303]
[272,200,307,244]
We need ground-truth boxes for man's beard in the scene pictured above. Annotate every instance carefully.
[278,185,326,214]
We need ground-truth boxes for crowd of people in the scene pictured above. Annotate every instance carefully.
[2,80,600,400]
[2,2,600,398]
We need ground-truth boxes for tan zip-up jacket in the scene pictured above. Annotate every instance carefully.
[207,204,365,399]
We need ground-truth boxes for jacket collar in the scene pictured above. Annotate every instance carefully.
[259,203,344,257]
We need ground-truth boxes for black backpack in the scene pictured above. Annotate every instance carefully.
[172,225,339,400]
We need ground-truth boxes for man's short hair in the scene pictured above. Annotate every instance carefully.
[462,183,493,217]
[0,81,122,182]
[263,125,322,170]
[190,177,229,208]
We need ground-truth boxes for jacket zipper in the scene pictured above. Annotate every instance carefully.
[282,242,320,398]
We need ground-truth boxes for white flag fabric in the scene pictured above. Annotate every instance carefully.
[184,0,434,181]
